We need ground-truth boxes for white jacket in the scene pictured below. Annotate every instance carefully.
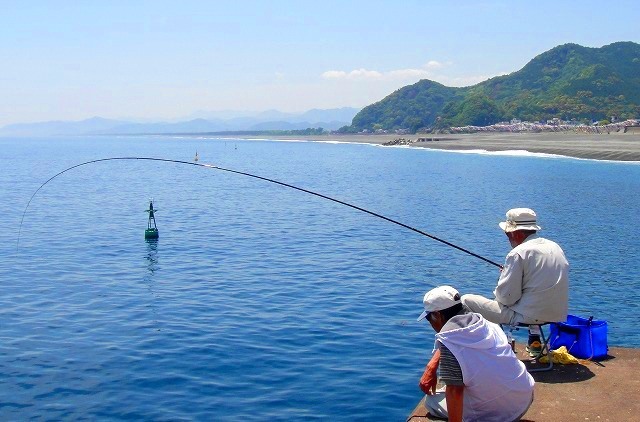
[494,234,569,323]
[437,313,534,422]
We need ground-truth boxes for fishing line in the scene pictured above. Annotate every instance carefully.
[17,157,503,268]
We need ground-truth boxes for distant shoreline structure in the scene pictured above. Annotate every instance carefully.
[139,119,640,139]
[448,119,639,134]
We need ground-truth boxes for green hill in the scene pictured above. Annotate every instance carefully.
[345,42,640,132]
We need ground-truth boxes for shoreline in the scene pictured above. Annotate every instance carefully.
[224,132,640,162]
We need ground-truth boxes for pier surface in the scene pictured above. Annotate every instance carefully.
[407,347,640,422]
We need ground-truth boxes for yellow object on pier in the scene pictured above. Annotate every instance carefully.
[539,346,579,364]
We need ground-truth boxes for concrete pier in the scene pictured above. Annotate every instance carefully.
[407,347,640,421]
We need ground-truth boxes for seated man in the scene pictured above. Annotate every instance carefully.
[418,285,534,422]
[462,208,569,353]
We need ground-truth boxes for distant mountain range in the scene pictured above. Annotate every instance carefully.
[0,108,361,137]
[346,41,640,132]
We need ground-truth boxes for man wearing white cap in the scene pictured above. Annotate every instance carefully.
[417,285,534,421]
[461,208,569,354]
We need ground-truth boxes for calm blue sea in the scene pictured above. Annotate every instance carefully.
[1,136,639,420]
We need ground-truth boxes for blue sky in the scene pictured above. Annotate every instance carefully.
[1,1,638,126]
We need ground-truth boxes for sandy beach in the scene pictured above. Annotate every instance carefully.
[240,132,640,162]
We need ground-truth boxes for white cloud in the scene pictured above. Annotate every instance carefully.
[321,61,507,88]
[388,69,431,79]
[349,68,383,79]
[321,69,382,80]
[321,70,348,79]
[322,67,424,81]
[424,60,445,69]
[321,60,451,82]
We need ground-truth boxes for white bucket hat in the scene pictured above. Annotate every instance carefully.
[498,208,542,232]
[417,285,461,321]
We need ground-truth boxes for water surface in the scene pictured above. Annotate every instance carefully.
[1,136,639,420]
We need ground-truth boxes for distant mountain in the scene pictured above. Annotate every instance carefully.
[0,117,129,137]
[347,42,640,132]
[181,107,362,124]
[182,110,257,120]
[248,120,350,131]
[101,118,230,135]
[0,107,361,137]
[296,107,363,123]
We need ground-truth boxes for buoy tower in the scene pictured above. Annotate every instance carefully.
[145,200,159,239]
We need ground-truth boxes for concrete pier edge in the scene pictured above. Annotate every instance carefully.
[407,346,640,422]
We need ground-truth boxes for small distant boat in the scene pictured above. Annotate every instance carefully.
[194,151,199,162]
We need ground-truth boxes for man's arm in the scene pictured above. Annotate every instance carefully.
[445,385,464,422]
[419,348,440,395]
[494,253,524,306]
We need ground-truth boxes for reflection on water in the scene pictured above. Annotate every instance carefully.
[143,238,160,330]
[145,238,159,274]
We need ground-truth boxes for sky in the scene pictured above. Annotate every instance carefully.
[1,0,638,126]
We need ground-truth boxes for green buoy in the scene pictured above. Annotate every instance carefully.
[145,199,159,239]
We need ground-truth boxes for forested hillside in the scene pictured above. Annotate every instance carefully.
[344,42,640,132]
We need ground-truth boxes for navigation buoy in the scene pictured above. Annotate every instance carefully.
[145,199,159,239]
[194,151,199,162]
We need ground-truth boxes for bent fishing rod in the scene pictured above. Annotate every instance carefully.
[17,157,503,268]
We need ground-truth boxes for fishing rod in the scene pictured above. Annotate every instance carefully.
[17,157,503,268]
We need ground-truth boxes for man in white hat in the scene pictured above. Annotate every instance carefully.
[417,285,534,421]
[461,208,569,354]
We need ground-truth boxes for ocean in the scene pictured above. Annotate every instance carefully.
[1,135,639,420]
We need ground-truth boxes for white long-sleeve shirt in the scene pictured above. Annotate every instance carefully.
[494,234,569,323]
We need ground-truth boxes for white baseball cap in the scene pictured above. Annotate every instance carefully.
[417,285,461,321]
[498,208,542,233]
